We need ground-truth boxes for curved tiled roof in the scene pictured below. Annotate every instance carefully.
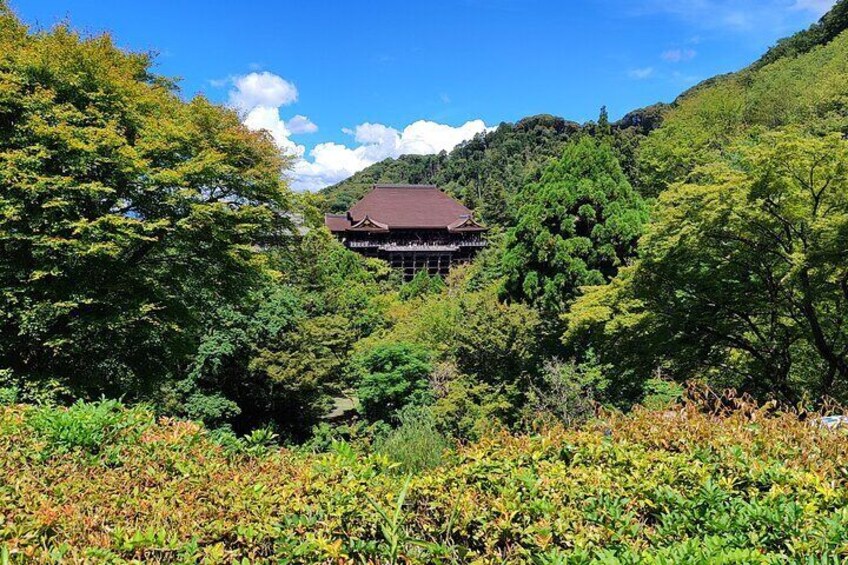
[324,214,350,232]
[326,184,484,231]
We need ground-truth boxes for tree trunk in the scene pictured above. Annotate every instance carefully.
[799,270,848,387]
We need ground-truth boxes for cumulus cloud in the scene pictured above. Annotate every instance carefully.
[291,119,490,192]
[241,106,305,157]
[628,67,655,79]
[229,71,298,112]
[286,115,318,134]
[227,71,490,191]
[661,48,697,62]
[228,72,317,161]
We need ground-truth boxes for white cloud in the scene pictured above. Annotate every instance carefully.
[661,48,697,62]
[628,67,655,79]
[290,119,491,191]
[228,71,298,112]
[286,115,318,134]
[228,72,317,163]
[242,105,305,157]
[226,71,489,191]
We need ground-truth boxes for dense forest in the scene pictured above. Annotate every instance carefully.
[2,0,848,440]
[322,0,848,416]
[321,107,666,226]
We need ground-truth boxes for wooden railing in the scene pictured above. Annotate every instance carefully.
[347,238,486,248]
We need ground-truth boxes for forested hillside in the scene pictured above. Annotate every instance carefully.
[321,107,666,226]
[1,0,846,431]
[324,0,848,222]
[752,0,848,68]
[565,2,848,403]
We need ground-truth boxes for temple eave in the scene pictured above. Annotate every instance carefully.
[325,184,489,280]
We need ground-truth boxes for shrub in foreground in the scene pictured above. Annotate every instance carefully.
[375,406,450,473]
[27,399,151,459]
[3,395,848,562]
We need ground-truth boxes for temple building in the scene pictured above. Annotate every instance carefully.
[325,184,487,280]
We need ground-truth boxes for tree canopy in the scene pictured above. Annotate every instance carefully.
[501,136,648,316]
[566,131,848,401]
[3,0,848,444]
[0,11,290,401]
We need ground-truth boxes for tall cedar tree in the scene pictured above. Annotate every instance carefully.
[502,136,648,317]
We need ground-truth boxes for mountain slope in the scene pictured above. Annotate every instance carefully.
[639,9,848,195]
[753,0,848,69]
[321,109,665,226]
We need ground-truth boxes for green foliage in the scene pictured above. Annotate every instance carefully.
[640,378,685,411]
[322,154,448,214]
[451,288,542,387]
[0,11,291,401]
[526,357,606,427]
[365,474,442,564]
[430,372,510,440]
[163,229,392,437]
[321,115,581,226]
[5,397,848,562]
[754,0,848,69]
[375,406,450,473]
[355,343,434,423]
[359,274,543,435]
[398,270,446,301]
[27,398,151,457]
[503,136,649,316]
[239,426,279,454]
[322,113,659,227]
[569,131,848,402]
[0,387,16,406]
[1,0,846,464]
[639,27,848,195]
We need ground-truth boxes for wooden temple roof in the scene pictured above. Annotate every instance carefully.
[325,184,486,232]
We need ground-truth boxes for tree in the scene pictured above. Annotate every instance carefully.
[321,115,588,227]
[502,136,648,317]
[0,11,291,400]
[399,270,446,301]
[597,105,611,136]
[452,289,541,387]
[637,27,848,196]
[754,0,848,69]
[354,343,433,423]
[567,131,848,402]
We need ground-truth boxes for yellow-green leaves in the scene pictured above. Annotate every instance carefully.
[0,10,291,400]
[575,130,848,402]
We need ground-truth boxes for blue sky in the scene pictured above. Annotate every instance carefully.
[11,0,835,189]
